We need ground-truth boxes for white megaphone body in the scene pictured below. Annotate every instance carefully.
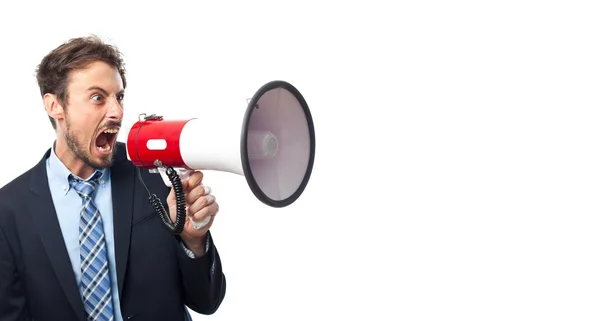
[123,80,315,233]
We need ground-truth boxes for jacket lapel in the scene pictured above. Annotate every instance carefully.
[28,149,87,321]
[110,142,134,297]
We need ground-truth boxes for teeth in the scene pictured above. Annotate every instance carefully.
[97,144,111,152]
[103,128,119,134]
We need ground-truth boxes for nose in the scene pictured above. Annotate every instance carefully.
[106,96,124,121]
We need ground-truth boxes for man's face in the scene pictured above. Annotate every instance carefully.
[61,61,124,169]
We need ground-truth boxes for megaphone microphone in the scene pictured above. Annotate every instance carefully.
[124,80,316,234]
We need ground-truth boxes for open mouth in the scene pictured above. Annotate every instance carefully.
[95,127,119,153]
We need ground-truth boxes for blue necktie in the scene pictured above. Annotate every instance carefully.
[70,173,115,321]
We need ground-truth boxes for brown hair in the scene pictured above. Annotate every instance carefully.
[35,35,127,129]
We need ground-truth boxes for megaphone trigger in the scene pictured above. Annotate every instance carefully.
[151,166,195,188]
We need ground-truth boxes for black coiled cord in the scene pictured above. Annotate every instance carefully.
[137,165,187,234]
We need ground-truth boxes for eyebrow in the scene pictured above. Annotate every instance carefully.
[87,86,125,96]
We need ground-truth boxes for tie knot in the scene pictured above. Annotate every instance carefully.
[69,171,102,199]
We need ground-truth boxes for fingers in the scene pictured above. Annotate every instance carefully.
[189,215,212,230]
[183,170,219,229]
[190,200,219,222]
[186,171,204,190]
[185,184,211,205]
[187,194,216,215]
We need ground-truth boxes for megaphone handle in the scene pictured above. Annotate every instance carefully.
[157,168,211,230]
[189,214,211,230]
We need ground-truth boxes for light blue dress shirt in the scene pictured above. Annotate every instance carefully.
[46,146,124,321]
[45,145,197,320]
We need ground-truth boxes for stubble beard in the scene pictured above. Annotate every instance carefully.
[64,119,117,170]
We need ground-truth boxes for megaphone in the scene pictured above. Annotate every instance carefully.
[124,80,316,234]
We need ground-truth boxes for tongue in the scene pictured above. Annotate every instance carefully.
[96,133,108,147]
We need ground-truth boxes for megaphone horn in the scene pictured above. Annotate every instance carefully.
[125,80,316,234]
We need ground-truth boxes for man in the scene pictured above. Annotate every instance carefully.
[0,35,226,320]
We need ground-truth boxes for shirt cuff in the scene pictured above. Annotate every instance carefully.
[179,234,211,259]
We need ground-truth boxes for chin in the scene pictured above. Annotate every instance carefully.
[86,148,116,169]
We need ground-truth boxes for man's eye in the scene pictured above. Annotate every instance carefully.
[92,94,102,101]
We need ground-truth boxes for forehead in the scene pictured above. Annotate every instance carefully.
[67,61,123,92]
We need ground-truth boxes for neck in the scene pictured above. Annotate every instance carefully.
[53,136,96,179]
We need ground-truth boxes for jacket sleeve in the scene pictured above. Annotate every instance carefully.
[152,172,226,315]
[175,230,226,315]
[0,224,29,321]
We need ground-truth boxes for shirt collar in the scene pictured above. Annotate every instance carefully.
[47,141,108,195]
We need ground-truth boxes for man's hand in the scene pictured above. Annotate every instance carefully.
[167,170,219,257]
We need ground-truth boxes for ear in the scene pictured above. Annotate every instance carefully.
[43,93,65,123]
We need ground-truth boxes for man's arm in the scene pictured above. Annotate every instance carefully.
[176,230,226,315]
[0,224,29,321]
[153,169,226,314]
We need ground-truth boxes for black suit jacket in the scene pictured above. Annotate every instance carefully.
[0,142,226,320]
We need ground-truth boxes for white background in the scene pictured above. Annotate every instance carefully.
[1,1,599,320]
